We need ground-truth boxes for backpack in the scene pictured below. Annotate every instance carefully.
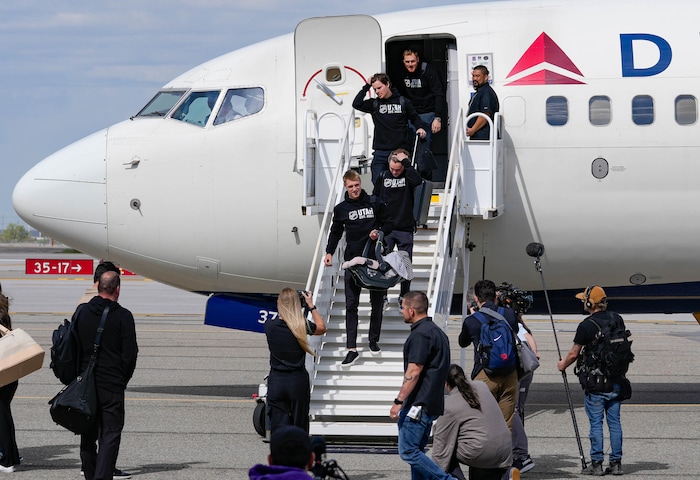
[50,305,84,385]
[474,307,517,376]
[575,312,635,393]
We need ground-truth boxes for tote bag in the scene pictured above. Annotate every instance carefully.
[0,324,45,387]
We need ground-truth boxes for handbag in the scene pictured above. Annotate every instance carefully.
[517,340,540,378]
[0,324,45,387]
[48,305,109,434]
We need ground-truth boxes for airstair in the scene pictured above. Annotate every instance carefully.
[301,110,504,437]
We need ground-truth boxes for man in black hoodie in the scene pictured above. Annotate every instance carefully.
[325,170,384,367]
[372,149,423,305]
[353,73,428,183]
[76,271,138,480]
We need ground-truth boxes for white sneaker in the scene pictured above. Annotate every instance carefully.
[0,464,15,473]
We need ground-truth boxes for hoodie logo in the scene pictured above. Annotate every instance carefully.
[505,32,585,85]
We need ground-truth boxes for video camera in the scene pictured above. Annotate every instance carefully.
[496,282,534,314]
[310,436,350,480]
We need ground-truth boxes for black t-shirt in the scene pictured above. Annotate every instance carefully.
[573,310,626,347]
[264,317,316,373]
[403,317,451,416]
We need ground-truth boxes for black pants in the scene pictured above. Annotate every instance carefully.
[266,370,310,433]
[0,381,20,468]
[344,270,385,349]
[383,230,414,297]
[448,457,507,480]
[80,387,125,480]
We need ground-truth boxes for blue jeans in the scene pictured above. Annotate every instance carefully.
[584,384,622,463]
[371,150,392,185]
[398,407,455,480]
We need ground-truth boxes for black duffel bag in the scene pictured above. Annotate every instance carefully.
[48,361,98,434]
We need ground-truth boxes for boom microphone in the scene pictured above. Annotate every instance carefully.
[526,242,545,258]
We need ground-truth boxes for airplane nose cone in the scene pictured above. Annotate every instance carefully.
[12,129,109,258]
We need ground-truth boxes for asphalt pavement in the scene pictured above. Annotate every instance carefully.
[1,248,698,479]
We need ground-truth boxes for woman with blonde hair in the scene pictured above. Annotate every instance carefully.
[264,288,326,433]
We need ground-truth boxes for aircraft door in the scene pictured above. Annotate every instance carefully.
[295,15,381,214]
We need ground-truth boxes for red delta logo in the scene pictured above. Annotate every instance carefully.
[505,32,585,85]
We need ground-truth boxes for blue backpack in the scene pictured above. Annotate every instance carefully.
[474,307,517,376]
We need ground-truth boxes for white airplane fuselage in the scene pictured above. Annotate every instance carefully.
[13,0,700,312]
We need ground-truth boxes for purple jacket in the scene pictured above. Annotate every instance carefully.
[248,464,311,479]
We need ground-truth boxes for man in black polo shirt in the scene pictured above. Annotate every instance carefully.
[466,65,499,140]
[389,291,454,480]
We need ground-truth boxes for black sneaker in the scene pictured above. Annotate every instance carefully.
[513,456,535,473]
[609,461,623,476]
[341,351,359,367]
[582,460,604,476]
[369,342,381,354]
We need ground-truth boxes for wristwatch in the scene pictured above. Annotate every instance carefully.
[308,305,317,311]
[435,117,441,122]
[393,398,404,405]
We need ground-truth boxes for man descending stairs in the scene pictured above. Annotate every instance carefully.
[309,203,445,437]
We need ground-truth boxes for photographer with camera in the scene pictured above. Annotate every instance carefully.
[249,425,315,479]
[264,288,326,434]
[496,283,539,474]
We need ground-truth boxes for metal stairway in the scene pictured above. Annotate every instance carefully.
[302,110,504,437]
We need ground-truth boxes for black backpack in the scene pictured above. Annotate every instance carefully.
[576,312,634,392]
[50,305,84,385]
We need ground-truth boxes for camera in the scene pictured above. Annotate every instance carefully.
[297,290,309,309]
[310,436,350,479]
[496,282,534,314]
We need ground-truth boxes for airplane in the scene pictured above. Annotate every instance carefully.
[12,0,700,332]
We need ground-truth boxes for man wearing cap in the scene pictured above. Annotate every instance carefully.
[248,425,315,479]
[558,286,626,476]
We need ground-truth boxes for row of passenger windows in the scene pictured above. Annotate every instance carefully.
[136,88,264,127]
[546,95,698,126]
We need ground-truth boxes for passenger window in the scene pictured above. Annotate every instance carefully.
[675,95,697,125]
[171,91,220,127]
[546,96,568,126]
[589,96,611,126]
[213,87,264,126]
[632,95,654,125]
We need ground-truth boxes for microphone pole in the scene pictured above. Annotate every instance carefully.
[525,243,587,470]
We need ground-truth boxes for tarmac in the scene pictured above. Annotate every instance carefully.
[0,248,699,479]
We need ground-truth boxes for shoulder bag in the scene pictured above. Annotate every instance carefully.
[48,305,110,435]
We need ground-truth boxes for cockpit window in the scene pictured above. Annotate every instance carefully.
[213,87,264,125]
[171,91,221,127]
[135,90,186,117]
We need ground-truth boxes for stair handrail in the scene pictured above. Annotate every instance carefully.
[463,112,502,215]
[427,110,467,303]
[304,111,356,294]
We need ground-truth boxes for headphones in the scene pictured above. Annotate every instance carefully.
[584,285,601,308]
[584,285,607,308]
